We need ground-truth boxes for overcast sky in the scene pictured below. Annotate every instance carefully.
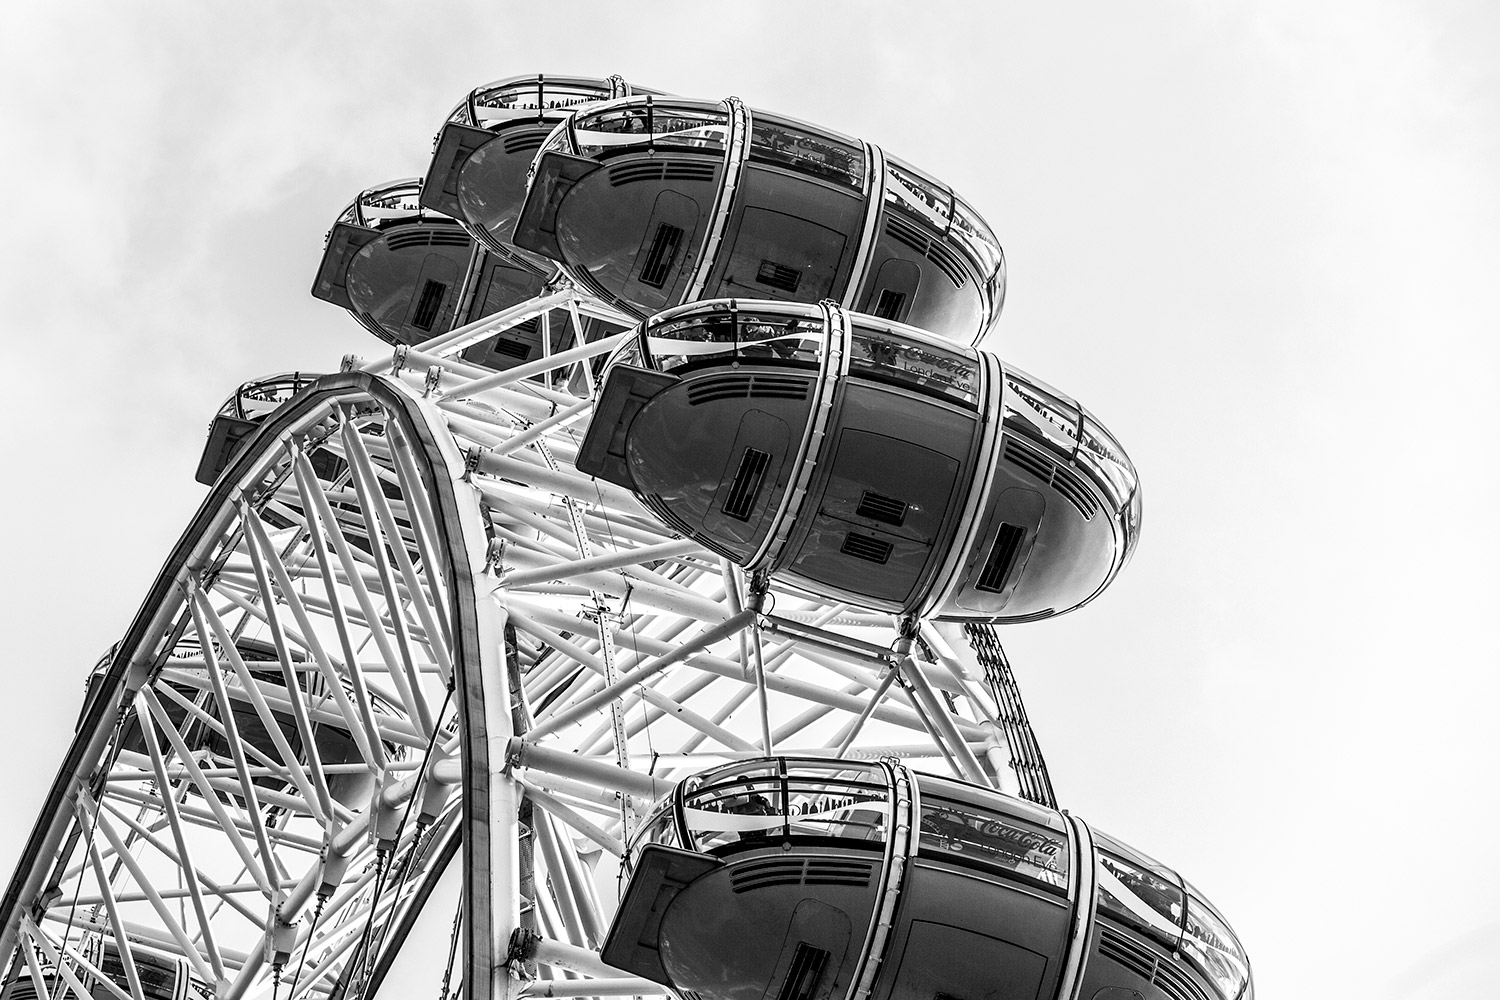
[1,3,1497,998]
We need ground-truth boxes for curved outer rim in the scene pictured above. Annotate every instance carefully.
[680,97,751,305]
[917,350,1007,619]
[839,142,887,320]
[0,373,515,1000]
[1055,813,1099,1000]
[749,299,849,571]
[841,759,914,1000]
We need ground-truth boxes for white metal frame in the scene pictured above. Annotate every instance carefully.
[1,285,1035,1000]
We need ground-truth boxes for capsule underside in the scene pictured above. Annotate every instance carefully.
[653,849,1068,1000]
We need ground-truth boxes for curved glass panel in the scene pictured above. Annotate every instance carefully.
[1078,408,1138,509]
[571,102,729,158]
[334,197,361,228]
[884,156,953,231]
[220,374,318,421]
[644,309,824,373]
[916,792,1069,890]
[607,331,647,372]
[1182,896,1251,1000]
[749,114,864,190]
[951,194,1003,278]
[470,76,616,126]
[848,322,980,408]
[1002,365,1081,456]
[352,181,444,230]
[677,759,888,854]
[1094,830,1185,947]
[537,119,572,158]
[626,797,683,874]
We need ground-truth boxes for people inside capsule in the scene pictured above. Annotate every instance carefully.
[576,299,1139,623]
[603,759,1252,1000]
[311,178,570,366]
[420,74,657,262]
[512,95,1006,345]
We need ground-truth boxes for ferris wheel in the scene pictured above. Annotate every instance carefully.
[0,74,1250,1000]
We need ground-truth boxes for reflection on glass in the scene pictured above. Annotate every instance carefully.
[848,324,980,408]
[917,796,1069,889]
[749,116,865,189]
[952,195,1004,277]
[611,335,646,370]
[1078,409,1138,509]
[471,78,614,118]
[627,799,681,874]
[884,158,953,230]
[571,104,729,158]
[1182,897,1250,1000]
[343,181,433,230]
[1096,848,1184,947]
[1003,366,1081,455]
[644,311,823,373]
[673,760,888,854]
[221,374,318,421]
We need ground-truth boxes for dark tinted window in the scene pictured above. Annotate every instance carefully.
[917,794,1069,889]
[749,116,865,189]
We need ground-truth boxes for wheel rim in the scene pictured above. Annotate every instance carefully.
[1,290,1047,1000]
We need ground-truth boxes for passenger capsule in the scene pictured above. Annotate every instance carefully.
[577,300,1140,623]
[421,73,658,262]
[604,758,1253,1000]
[513,96,1006,344]
[310,178,600,368]
[310,179,551,347]
[195,372,318,485]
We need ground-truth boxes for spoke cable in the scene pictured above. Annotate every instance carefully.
[347,683,455,1000]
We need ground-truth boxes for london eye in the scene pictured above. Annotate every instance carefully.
[0,73,1250,1000]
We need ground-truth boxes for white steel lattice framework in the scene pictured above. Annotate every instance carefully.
[0,286,1052,1000]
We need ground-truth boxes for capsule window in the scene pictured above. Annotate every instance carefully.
[975,523,1027,594]
[410,279,448,331]
[722,448,771,521]
[847,326,980,408]
[873,288,907,321]
[917,795,1069,889]
[639,223,684,288]
[774,944,831,1000]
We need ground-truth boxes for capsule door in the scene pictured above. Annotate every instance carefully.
[776,380,980,612]
[698,116,869,306]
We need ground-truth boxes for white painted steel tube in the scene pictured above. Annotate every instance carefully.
[507,740,677,801]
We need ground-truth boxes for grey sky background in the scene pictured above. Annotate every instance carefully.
[1,3,1496,998]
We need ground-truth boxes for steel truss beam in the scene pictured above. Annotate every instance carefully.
[2,289,1050,1000]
